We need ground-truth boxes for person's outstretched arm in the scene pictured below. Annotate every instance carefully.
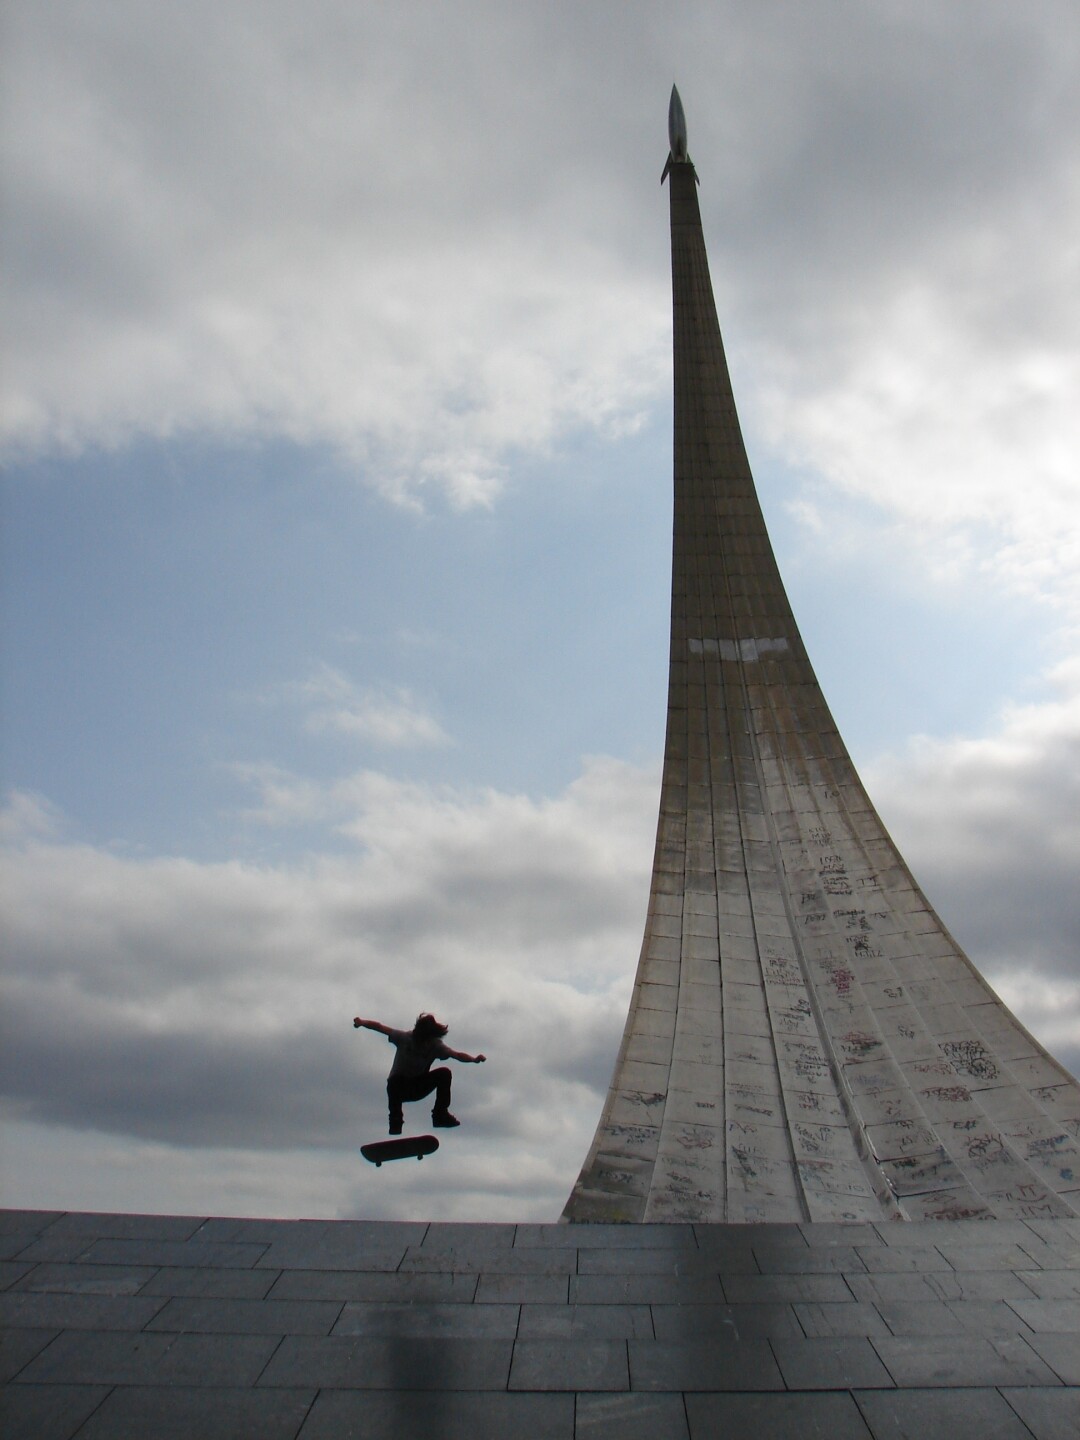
[445,1047,486,1063]
[353,1016,394,1035]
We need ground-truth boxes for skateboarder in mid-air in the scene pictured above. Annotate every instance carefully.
[353,1013,486,1135]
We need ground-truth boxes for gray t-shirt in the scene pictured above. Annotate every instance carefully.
[387,1028,451,1079]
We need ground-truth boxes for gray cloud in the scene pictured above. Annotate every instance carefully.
[867,663,1080,1077]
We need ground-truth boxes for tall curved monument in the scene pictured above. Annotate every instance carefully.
[564,89,1080,1225]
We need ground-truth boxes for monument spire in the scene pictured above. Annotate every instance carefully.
[563,89,1080,1224]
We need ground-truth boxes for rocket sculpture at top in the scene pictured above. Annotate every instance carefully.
[661,84,689,182]
[563,88,1080,1223]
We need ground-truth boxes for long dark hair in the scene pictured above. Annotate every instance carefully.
[413,1012,448,1040]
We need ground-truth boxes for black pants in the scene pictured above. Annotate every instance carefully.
[387,1068,452,1126]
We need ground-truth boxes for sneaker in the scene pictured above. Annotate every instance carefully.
[389,1120,403,1136]
[432,1110,460,1128]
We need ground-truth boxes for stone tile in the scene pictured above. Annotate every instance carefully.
[74,1385,315,1440]
[0,1237,37,1262]
[578,1247,705,1276]
[402,1245,575,1274]
[78,1238,268,1270]
[684,1237,760,1273]
[577,1391,690,1439]
[0,1261,35,1291]
[192,1216,303,1244]
[1001,1386,1080,1440]
[508,1339,629,1391]
[269,1269,478,1304]
[854,1386,1035,1439]
[1022,1331,1080,1384]
[0,1383,109,1440]
[872,1220,993,1248]
[1007,1297,1080,1332]
[801,1221,886,1248]
[12,1262,160,1296]
[794,1301,891,1337]
[525,1222,687,1248]
[16,1330,280,1387]
[0,1210,63,1235]
[477,1273,569,1304]
[421,1222,517,1248]
[934,1222,1048,1246]
[260,1335,513,1390]
[752,1242,865,1274]
[333,1302,520,1337]
[296,1389,573,1439]
[1047,1243,1080,1268]
[139,1265,279,1299]
[855,1245,951,1273]
[771,1335,894,1389]
[871,1333,1063,1387]
[731,1225,806,1246]
[1025,1232,1080,1267]
[652,1301,801,1340]
[933,1242,1041,1272]
[1023,1218,1080,1245]
[924,1270,1040,1302]
[571,1274,723,1304]
[0,1328,59,1384]
[721,1271,853,1304]
[952,1299,1040,1335]
[146,1295,341,1335]
[7,1237,103,1264]
[0,1292,166,1331]
[44,1213,205,1242]
[1015,1270,1080,1300]
[255,1238,407,1272]
[518,1303,653,1338]
[198,1217,423,1250]
[628,1338,784,1391]
[876,1300,1029,1337]
[1017,1238,1080,1270]
[845,1271,969,1305]
[686,1390,873,1439]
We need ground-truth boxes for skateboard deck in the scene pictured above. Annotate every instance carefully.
[361,1134,440,1167]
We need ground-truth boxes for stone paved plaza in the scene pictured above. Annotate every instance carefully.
[1,1209,1078,1437]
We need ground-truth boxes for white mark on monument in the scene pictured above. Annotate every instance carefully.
[688,637,790,661]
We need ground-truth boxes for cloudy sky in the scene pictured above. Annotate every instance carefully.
[2,0,1078,1223]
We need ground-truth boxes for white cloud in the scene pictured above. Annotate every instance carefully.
[992,972,1080,1079]
[761,284,1080,612]
[0,789,63,843]
[306,698,447,748]
[275,664,451,749]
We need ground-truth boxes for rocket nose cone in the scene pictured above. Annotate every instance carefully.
[668,85,688,160]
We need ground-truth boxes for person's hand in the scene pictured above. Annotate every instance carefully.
[353,1017,362,1028]
[476,1053,486,1062]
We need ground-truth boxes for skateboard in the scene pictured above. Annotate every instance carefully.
[361,1134,440,1167]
